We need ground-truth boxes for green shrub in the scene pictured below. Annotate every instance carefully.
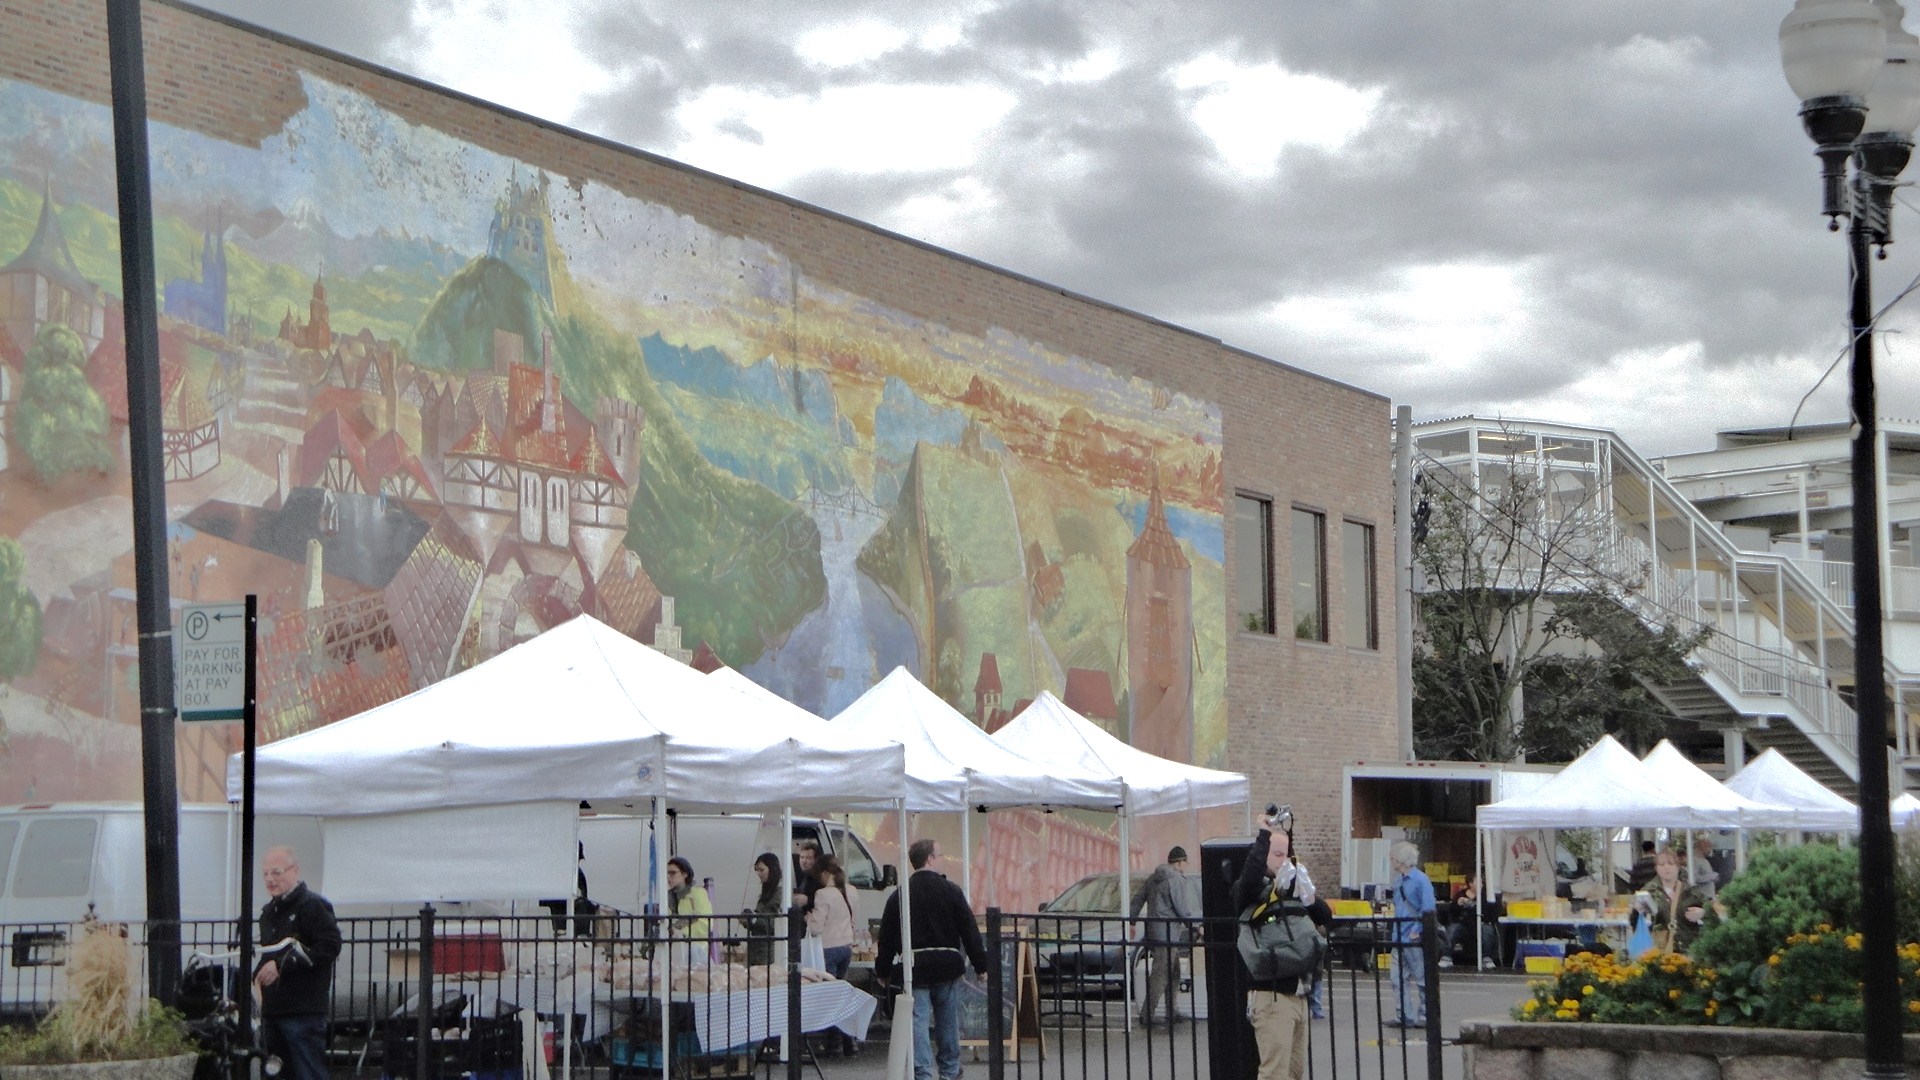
[1691,842,1859,973]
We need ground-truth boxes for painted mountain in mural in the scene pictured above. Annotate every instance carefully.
[408,257,557,371]
[639,333,854,500]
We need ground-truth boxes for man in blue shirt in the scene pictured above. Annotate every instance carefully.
[1389,840,1436,1028]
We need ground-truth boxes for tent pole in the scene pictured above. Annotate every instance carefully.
[654,798,670,1080]
[783,807,795,905]
[562,893,575,1080]
[898,799,914,1080]
[1474,820,1484,970]
[1118,787,1132,1034]
[962,803,973,911]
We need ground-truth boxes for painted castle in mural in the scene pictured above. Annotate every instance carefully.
[0,70,1227,816]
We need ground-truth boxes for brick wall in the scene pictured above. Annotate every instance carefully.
[0,0,1400,883]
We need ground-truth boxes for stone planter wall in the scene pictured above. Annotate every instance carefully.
[0,1052,197,1080]
[1458,1020,1920,1080]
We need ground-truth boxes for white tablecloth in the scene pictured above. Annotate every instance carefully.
[612,980,876,1052]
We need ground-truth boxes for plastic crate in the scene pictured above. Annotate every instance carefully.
[1331,899,1372,917]
[1508,900,1545,919]
[1523,956,1564,975]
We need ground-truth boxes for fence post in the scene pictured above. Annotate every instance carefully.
[789,905,804,1080]
[1422,909,1442,1080]
[417,904,435,1080]
[985,908,1004,1080]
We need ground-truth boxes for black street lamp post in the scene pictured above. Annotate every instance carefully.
[1780,2,1920,1076]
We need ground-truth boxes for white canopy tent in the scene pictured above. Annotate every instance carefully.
[1640,740,1800,829]
[1894,793,1920,831]
[228,614,911,900]
[992,691,1249,907]
[1473,735,1719,965]
[1723,748,1859,832]
[1476,735,1725,831]
[231,615,914,1080]
[828,666,1126,905]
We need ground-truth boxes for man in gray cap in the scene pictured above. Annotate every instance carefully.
[1130,845,1197,1025]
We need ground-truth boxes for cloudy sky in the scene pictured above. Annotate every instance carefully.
[186,0,1920,456]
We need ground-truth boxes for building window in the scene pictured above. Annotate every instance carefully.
[1234,494,1275,634]
[1292,508,1326,642]
[1343,520,1378,650]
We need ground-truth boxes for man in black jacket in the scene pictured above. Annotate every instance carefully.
[1233,819,1319,1080]
[255,846,341,1080]
[876,839,988,1080]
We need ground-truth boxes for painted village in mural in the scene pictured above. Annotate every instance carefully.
[0,70,1227,906]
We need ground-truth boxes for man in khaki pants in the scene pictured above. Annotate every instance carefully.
[1232,815,1318,1080]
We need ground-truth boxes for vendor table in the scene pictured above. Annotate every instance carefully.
[1497,915,1630,968]
[611,979,876,1051]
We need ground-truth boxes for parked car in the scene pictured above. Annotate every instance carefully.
[1030,871,1199,997]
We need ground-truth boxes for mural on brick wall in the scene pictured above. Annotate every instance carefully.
[0,69,1226,894]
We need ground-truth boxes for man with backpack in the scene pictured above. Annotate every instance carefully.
[1233,812,1326,1080]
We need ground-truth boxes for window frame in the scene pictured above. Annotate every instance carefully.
[1343,518,1379,650]
[1234,492,1276,635]
[1291,506,1328,643]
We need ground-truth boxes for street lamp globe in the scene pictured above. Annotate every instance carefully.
[1781,0,1889,102]
[1865,3,1920,137]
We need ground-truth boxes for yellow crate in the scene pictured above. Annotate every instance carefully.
[1394,815,1431,828]
[1332,899,1373,917]
[1424,862,1450,880]
[1524,956,1564,975]
[1508,900,1545,919]
[1377,952,1395,969]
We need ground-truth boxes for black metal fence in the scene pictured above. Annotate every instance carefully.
[985,910,1442,1080]
[0,908,1445,1080]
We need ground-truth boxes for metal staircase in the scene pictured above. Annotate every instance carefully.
[1411,418,1889,798]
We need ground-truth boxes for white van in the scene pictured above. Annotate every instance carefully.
[579,812,896,930]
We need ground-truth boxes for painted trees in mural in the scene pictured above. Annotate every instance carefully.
[0,68,1227,807]
[16,325,111,484]
[0,538,40,680]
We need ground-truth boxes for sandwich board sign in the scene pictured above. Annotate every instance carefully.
[178,601,247,721]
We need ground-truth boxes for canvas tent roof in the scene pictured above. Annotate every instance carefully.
[229,614,907,817]
[829,666,1125,812]
[1640,740,1800,829]
[991,691,1247,816]
[1723,748,1859,832]
[1894,793,1920,831]
[1477,735,1734,829]
[707,666,828,727]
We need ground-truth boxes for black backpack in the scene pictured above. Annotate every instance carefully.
[1237,881,1326,982]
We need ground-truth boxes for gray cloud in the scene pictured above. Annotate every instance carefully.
[177,0,1920,452]
[188,0,422,66]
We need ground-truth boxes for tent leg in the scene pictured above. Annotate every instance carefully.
[1474,826,1484,970]
[962,807,973,910]
[898,800,915,1080]
[1118,795,1132,1034]
[783,807,795,904]
[654,799,670,1080]
[559,894,575,1080]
